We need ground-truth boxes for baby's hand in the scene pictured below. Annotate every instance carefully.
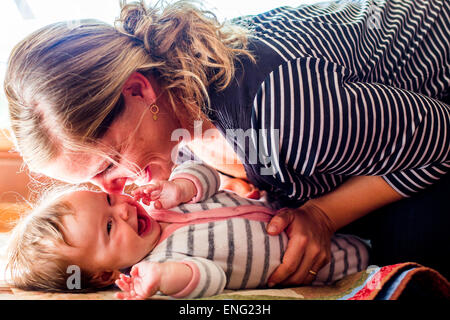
[132,179,196,209]
[115,262,161,300]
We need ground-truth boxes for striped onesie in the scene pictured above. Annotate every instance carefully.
[139,161,369,299]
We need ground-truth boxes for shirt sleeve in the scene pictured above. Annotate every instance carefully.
[170,257,226,299]
[169,160,221,202]
[144,253,226,299]
[251,57,450,201]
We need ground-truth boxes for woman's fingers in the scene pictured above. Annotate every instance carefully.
[267,234,307,287]
[266,209,294,235]
[282,246,329,286]
[281,244,319,286]
[304,255,327,285]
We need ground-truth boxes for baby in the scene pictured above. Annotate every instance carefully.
[6,161,369,299]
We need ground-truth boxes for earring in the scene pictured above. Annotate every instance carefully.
[149,103,160,121]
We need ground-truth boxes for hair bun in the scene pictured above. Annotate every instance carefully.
[122,6,145,35]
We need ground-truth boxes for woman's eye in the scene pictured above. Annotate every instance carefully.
[95,163,115,178]
[106,194,111,206]
[103,163,115,175]
[107,219,113,235]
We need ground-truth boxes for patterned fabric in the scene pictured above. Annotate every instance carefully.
[205,0,450,208]
[205,262,450,300]
[5,263,449,300]
[170,160,221,202]
[141,161,369,298]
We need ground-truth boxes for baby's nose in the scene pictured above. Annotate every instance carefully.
[118,205,130,220]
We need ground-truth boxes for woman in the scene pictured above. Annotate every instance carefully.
[4,0,449,286]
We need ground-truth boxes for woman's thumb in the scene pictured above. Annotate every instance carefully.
[267,209,292,235]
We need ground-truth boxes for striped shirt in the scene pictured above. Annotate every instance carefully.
[201,0,450,208]
[141,161,369,298]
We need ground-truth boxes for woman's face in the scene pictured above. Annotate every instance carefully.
[40,73,184,193]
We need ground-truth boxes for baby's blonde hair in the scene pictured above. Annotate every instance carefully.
[4,0,254,173]
[5,187,98,292]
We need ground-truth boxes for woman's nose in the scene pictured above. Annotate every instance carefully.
[102,178,128,194]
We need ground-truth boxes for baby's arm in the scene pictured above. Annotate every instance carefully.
[132,161,220,209]
[132,179,197,209]
[115,261,193,300]
[115,257,226,300]
[169,160,220,203]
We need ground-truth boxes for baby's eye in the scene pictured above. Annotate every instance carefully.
[106,194,111,206]
[107,219,113,235]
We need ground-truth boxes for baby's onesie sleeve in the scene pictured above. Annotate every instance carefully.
[312,233,370,285]
[169,160,221,203]
[144,251,226,298]
[168,257,227,299]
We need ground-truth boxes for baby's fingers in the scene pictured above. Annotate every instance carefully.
[133,189,161,206]
[153,200,162,209]
[115,292,129,300]
[115,275,132,292]
[115,279,129,293]
[130,265,140,278]
[133,184,162,196]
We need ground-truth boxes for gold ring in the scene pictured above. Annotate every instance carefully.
[308,270,317,276]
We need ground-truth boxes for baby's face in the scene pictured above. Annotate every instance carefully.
[60,190,161,274]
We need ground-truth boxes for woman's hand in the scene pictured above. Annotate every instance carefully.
[266,202,336,286]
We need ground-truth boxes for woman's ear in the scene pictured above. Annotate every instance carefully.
[91,270,121,287]
[122,72,157,103]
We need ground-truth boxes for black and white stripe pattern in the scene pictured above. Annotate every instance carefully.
[168,189,272,213]
[143,167,368,298]
[146,215,369,298]
[231,0,449,201]
[170,160,221,202]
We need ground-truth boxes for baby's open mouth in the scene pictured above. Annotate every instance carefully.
[137,216,149,236]
[135,203,151,236]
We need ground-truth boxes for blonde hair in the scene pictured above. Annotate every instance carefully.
[4,0,254,172]
[5,187,98,292]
